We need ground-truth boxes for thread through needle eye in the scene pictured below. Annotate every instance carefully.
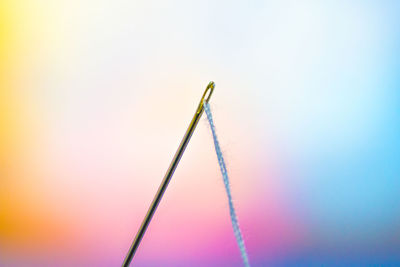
[203,81,215,103]
[122,81,215,267]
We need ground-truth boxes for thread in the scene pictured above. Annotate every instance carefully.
[204,102,250,267]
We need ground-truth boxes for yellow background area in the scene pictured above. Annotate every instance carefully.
[0,1,72,254]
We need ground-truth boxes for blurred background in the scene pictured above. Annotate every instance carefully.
[1,1,399,266]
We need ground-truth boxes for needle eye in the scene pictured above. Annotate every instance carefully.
[202,81,215,104]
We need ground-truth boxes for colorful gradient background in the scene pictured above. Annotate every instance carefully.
[1,1,400,266]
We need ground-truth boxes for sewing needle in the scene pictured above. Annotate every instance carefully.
[122,81,215,266]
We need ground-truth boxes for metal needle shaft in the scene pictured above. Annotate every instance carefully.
[122,81,215,267]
